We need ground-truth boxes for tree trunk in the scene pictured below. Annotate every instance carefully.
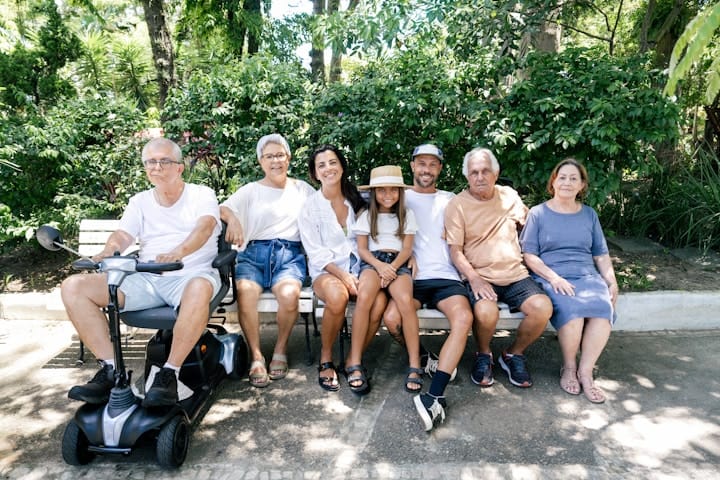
[328,0,342,82]
[310,0,325,84]
[244,0,261,55]
[531,8,561,53]
[139,0,175,109]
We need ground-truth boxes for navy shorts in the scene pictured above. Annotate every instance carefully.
[359,251,412,277]
[466,276,545,311]
[235,239,306,289]
[413,279,469,310]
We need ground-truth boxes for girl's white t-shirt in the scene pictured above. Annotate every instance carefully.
[354,209,417,251]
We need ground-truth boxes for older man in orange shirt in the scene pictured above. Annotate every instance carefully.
[445,147,552,389]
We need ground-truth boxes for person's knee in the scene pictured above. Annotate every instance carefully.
[274,282,301,309]
[473,301,499,326]
[181,278,214,305]
[321,287,350,314]
[523,294,552,320]
[448,308,473,335]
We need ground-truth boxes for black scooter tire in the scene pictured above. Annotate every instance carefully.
[156,414,189,468]
[61,421,95,465]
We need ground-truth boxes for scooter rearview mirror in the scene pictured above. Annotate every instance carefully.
[36,225,63,251]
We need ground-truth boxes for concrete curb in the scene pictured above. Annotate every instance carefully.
[2,289,719,331]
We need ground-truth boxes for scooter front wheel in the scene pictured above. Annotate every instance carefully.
[61,421,95,465]
[156,414,189,468]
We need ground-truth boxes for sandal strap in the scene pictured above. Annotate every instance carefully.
[407,367,425,376]
[345,364,365,376]
[318,361,336,372]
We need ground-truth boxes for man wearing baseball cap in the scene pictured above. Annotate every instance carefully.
[383,143,474,432]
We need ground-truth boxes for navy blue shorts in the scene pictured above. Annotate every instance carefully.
[359,251,412,277]
[235,239,306,289]
[413,279,469,310]
[466,276,544,311]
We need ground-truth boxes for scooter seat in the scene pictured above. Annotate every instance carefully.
[121,282,229,330]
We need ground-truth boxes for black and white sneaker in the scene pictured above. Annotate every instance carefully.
[68,362,115,404]
[421,351,457,381]
[413,393,447,432]
[142,367,179,407]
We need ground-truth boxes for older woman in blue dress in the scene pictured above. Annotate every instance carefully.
[520,159,618,403]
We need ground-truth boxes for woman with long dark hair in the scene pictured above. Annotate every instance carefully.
[299,145,387,391]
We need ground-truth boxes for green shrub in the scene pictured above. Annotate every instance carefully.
[162,55,314,200]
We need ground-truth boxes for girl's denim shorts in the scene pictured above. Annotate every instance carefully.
[359,250,412,277]
[235,239,306,289]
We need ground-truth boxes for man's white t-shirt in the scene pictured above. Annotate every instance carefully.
[405,189,461,281]
[119,183,220,276]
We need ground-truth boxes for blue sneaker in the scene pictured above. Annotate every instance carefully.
[498,350,533,388]
[470,352,494,387]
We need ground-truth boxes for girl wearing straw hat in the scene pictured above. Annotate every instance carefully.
[345,165,422,395]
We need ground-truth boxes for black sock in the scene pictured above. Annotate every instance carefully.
[429,370,451,398]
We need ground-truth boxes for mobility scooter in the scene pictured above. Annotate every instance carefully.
[36,224,248,468]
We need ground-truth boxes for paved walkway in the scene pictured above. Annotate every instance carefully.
[1,319,719,479]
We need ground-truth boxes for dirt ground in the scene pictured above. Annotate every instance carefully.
[2,240,720,293]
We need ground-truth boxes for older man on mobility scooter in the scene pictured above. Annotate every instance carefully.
[61,137,222,407]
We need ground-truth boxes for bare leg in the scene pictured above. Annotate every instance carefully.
[557,318,583,395]
[312,274,349,381]
[435,295,473,375]
[577,317,611,403]
[61,273,114,361]
[236,279,264,377]
[472,300,500,354]
[346,269,381,387]
[509,294,552,355]
[271,279,301,357]
[167,278,214,366]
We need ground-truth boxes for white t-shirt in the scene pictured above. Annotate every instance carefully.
[119,183,220,276]
[354,209,417,252]
[221,179,315,250]
[299,189,360,281]
[405,189,461,281]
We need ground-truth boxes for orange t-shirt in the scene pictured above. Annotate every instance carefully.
[444,186,528,286]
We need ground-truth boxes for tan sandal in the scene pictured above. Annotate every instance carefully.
[249,359,269,388]
[559,367,581,395]
[578,375,606,404]
[268,353,289,380]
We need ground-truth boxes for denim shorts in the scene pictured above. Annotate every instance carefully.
[235,239,306,289]
[465,276,545,311]
[359,251,412,277]
[414,278,469,310]
[119,270,221,312]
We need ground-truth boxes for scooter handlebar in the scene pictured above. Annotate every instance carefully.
[136,261,183,273]
[72,259,100,270]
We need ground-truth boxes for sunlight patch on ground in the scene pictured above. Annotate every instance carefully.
[605,407,720,468]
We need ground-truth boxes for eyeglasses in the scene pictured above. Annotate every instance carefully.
[260,152,288,161]
[143,158,182,168]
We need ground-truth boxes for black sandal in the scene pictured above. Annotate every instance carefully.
[345,364,371,395]
[318,361,340,392]
[405,367,424,393]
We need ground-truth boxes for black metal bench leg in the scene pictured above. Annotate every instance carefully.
[76,340,85,366]
[338,319,349,373]
[303,313,313,365]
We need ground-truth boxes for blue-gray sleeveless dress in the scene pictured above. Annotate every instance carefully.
[520,203,616,330]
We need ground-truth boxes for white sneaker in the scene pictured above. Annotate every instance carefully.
[414,393,446,432]
[422,351,457,381]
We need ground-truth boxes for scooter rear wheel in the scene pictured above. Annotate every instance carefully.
[156,414,189,468]
[61,421,95,465]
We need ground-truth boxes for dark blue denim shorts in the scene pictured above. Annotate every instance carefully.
[235,239,306,289]
[359,251,412,277]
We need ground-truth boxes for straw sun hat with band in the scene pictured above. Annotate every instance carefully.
[359,165,412,190]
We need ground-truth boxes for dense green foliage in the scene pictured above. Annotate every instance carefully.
[1,0,718,256]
